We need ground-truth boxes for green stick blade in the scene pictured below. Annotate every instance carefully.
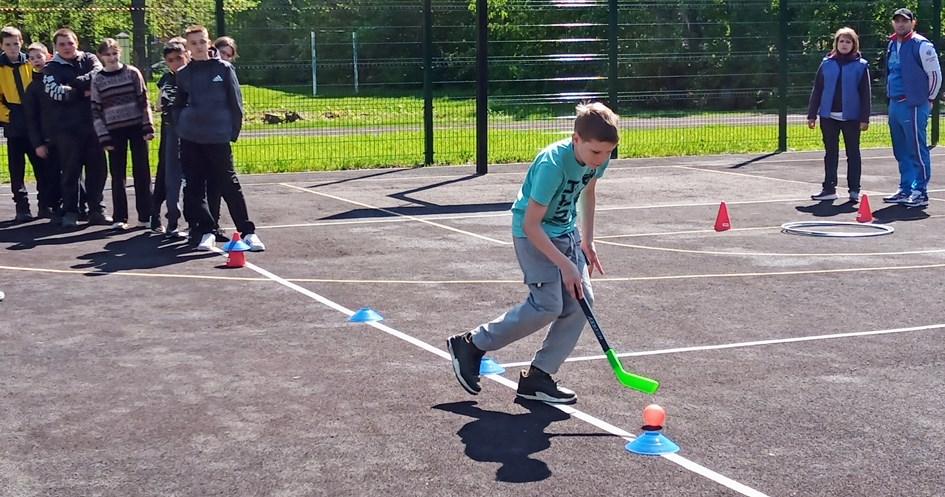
[605,349,660,394]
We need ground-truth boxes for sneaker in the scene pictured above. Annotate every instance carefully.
[87,212,113,226]
[36,206,55,219]
[13,204,32,223]
[516,366,577,404]
[77,211,89,222]
[111,221,129,230]
[904,191,929,208]
[196,233,216,251]
[883,190,910,204]
[849,191,861,203]
[61,212,78,227]
[136,218,150,228]
[149,217,165,234]
[214,229,229,243]
[244,233,266,252]
[447,332,485,395]
[811,189,838,201]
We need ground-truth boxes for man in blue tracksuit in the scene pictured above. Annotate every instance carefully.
[884,8,942,208]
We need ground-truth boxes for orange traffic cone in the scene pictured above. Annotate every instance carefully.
[223,232,250,268]
[856,194,873,223]
[714,202,731,231]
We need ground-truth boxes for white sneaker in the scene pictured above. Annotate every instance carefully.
[111,221,129,230]
[849,191,861,203]
[196,233,216,251]
[244,233,266,252]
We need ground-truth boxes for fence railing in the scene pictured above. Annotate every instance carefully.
[1,0,942,179]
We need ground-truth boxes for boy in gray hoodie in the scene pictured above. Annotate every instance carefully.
[175,25,264,252]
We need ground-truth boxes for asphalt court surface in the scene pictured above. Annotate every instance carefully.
[2,148,945,496]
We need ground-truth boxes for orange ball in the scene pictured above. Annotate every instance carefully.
[643,403,666,427]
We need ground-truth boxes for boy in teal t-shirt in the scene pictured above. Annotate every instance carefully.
[448,102,619,404]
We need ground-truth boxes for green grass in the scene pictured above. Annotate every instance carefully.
[0,121,898,183]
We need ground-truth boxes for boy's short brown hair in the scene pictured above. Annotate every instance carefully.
[27,42,48,55]
[1,26,23,42]
[574,102,619,144]
[97,37,120,55]
[185,25,209,38]
[52,28,77,45]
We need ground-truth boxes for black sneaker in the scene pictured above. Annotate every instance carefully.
[13,204,32,223]
[447,332,485,395]
[811,189,838,201]
[214,229,229,243]
[516,366,576,404]
[883,191,910,204]
[87,212,113,226]
[61,212,78,227]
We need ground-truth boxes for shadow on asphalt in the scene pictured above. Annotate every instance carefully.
[433,399,618,483]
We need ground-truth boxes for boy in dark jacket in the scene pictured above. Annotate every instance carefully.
[42,28,110,227]
[176,25,264,252]
[23,41,60,221]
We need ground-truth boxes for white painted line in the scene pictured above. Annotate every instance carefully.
[280,183,511,245]
[211,249,770,497]
[499,323,945,368]
[252,212,510,230]
[597,238,945,257]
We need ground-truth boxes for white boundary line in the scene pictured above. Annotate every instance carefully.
[499,323,945,369]
[208,248,769,497]
[280,183,511,245]
[596,238,945,257]
[6,261,945,285]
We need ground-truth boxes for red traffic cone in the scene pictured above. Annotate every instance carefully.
[714,202,731,231]
[856,194,874,223]
[224,232,248,268]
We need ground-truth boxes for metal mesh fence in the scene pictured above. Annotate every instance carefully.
[1,0,942,180]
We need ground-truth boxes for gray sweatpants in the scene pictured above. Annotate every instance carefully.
[470,231,594,375]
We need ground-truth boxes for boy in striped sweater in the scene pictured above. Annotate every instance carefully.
[90,38,154,229]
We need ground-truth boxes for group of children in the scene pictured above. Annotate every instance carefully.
[0,25,263,252]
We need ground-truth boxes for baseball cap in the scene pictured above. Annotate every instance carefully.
[893,8,915,20]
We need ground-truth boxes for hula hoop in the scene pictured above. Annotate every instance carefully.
[780,221,895,237]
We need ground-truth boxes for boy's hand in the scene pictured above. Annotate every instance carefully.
[860,122,869,131]
[104,145,114,151]
[35,145,48,159]
[581,241,604,276]
[561,261,584,300]
[144,133,154,141]
[807,119,816,129]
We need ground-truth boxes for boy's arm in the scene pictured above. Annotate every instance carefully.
[42,66,78,102]
[225,64,243,141]
[523,199,585,300]
[70,54,103,91]
[579,178,604,276]
[89,78,112,149]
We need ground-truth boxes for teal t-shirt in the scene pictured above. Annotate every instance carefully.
[511,138,609,238]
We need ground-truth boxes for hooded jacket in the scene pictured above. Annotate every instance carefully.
[174,51,243,144]
[0,51,34,137]
[41,51,102,135]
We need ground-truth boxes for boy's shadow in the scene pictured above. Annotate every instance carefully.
[433,399,615,483]
[0,219,99,250]
[794,200,858,217]
[871,204,930,223]
[72,232,216,273]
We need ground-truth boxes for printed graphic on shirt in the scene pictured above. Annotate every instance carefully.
[549,170,597,224]
[922,44,938,64]
[212,75,223,82]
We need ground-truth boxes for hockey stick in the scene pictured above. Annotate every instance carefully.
[578,298,660,394]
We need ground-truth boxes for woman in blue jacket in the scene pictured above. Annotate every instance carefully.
[807,27,871,203]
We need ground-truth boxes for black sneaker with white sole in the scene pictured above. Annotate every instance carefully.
[883,191,910,204]
[811,189,838,201]
[516,366,577,404]
[447,332,485,395]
